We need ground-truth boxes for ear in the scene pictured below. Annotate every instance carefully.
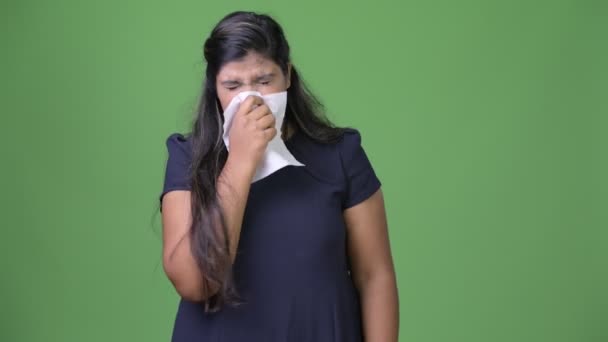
[286,63,292,89]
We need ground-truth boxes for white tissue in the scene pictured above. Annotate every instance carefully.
[222,90,305,183]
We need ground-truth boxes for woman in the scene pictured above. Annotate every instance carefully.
[159,11,399,342]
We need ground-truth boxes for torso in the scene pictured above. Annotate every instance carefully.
[171,131,363,342]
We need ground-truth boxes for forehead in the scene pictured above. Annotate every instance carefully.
[217,52,281,80]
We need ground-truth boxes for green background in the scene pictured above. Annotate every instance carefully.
[1,0,606,341]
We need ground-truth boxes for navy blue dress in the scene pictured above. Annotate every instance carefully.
[159,128,382,342]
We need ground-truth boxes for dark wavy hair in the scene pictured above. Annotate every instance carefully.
[187,11,348,312]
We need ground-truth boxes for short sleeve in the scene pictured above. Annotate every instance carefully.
[159,132,193,210]
[338,128,382,209]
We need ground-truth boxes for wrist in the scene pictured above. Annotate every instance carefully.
[225,153,257,181]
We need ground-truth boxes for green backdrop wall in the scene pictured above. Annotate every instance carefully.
[1,1,606,341]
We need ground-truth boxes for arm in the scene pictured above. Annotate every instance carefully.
[344,188,399,342]
[161,155,255,301]
[160,95,275,301]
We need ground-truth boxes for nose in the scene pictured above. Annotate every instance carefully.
[241,84,260,93]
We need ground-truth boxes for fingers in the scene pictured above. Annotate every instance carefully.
[256,112,276,130]
[237,94,276,134]
[247,103,273,121]
[262,126,278,140]
[237,95,264,116]
[238,95,272,121]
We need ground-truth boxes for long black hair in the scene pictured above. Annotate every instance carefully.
[188,11,348,312]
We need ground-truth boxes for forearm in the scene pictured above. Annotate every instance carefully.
[165,230,207,300]
[216,154,256,263]
[164,155,255,300]
[358,270,399,342]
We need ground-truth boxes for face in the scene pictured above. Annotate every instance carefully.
[215,51,291,111]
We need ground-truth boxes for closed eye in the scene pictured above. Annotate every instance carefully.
[221,80,241,90]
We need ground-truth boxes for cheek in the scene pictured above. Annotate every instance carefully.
[216,90,232,112]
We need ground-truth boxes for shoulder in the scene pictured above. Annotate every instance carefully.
[294,127,369,160]
[339,127,363,141]
[165,132,191,151]
[292,127,372,183]
[336,128,381,208]
[333,127,375,167]
[159,132,193,206]
[164,132,193,160]
[306,127,380,208]
[163,132,193,171]
[336,127,364,155]
[325,127,370,170]
[298,127,363,152]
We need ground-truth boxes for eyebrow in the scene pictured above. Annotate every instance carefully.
[220,72,276,86]
[254,72,275,81]
[220,80,240,86]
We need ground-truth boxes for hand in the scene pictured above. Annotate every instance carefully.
[227,95,277,174]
